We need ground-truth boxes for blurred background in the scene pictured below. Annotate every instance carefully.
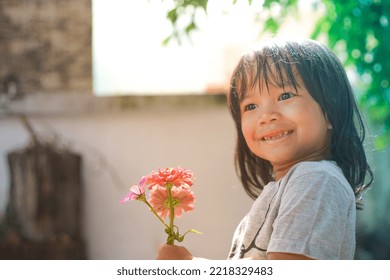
[0,0,389,259]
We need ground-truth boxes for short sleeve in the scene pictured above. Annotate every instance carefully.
[267,167,355,259]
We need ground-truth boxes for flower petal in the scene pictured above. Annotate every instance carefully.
[129,184,144,196]
[120,184,145,204]
[146,167,194,189]
[148,185,195,218]
[119,192,132,204]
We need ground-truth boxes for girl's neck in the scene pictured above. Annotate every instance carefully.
[272,152,331,180]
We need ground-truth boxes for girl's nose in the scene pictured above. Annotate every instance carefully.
[258,105,279,125]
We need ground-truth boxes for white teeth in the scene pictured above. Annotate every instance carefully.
[263,131,291,141]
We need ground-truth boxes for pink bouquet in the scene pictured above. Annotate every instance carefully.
[120,167,201,244]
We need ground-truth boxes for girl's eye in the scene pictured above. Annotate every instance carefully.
[245,104,257,111]
[278,92,296,101]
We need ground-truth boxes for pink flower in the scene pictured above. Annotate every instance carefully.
[120,167,201,245]
[146,167,194,189]
[149,186,195,218]
[120,184,145,204]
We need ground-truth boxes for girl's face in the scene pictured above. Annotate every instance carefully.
[239,74,332,179]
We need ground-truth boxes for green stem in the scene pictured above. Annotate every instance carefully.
[167,184,175,245]
[141,197,170,229]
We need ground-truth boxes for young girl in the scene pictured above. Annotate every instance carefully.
[156,38,373,260]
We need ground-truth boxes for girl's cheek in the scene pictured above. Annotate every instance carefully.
[241,119,253,139]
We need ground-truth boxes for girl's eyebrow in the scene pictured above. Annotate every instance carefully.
[239,91,256,103]
[239,96,249,104]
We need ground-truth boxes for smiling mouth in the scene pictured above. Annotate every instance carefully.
[261,130,293,141]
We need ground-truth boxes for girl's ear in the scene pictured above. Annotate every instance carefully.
[325,114,333,129]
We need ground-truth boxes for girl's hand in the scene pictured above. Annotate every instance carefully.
[156,244,193,260]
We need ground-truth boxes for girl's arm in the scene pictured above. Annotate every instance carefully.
[268,252,314,260]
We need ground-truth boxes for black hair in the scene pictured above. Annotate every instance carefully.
[228,38,373,204]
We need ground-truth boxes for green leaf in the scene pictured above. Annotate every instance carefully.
[188,229,203,235]
[263,17,279,34]
[166,8,178,24]
[198,0,208,11]
[162,36,172,46]
[185,21,197,34]
[311,17,329,39]
[263,0,274,9]
[375,134,390,150]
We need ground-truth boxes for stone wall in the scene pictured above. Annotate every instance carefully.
[0,0,92,96]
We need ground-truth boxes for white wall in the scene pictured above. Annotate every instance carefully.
[0,97,253,259]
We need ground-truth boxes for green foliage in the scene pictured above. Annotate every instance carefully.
[309,0,390,149]
[163,0,208,44]
[262,0,299,33]
[161,0,390,148]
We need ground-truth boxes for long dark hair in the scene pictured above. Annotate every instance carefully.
[228,38,373,202]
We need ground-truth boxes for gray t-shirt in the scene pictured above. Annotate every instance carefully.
[228,160,356,260]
